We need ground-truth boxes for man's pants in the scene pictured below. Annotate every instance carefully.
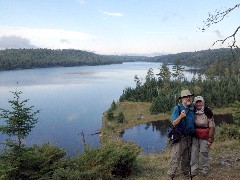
[167,136,192,177]
[191,137,209,175]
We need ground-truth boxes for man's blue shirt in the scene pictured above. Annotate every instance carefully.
[171,104,195,135]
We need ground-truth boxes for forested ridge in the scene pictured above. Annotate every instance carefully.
[150,48,240,70]
[0,48,124,70]
[1,48,240,72]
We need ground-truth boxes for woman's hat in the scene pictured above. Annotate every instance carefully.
[194,96,204,104]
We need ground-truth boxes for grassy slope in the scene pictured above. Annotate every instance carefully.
[101,101,170,144]
[101,101,240,179]
[127,140,240,180]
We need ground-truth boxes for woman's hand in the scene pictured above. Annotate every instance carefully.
[207,141,212,147]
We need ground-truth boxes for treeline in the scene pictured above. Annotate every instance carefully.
[1,48,240,72]
[0,48,151,71]
[0,48,122,71]
[119,60,240,114]
[150,48,240,77]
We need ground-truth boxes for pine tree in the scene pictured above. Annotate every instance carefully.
[0,90,40,149]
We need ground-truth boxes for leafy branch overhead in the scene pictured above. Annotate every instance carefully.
[202,3,240,50]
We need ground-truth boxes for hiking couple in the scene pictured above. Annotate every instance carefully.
[167,89,215,179]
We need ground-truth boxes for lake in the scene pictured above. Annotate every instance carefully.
[0,62,196,155]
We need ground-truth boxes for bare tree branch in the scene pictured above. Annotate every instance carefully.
[201,4,240,31]
[201,4,240,52]
[213,26,240,49]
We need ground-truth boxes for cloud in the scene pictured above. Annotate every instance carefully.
[60,39,70,43]
[100,11,123,17]
[0,25,99,49]
[145,31,176,34]
[214,30,223,38]
[0,35,37,49]
[78,0,87,5]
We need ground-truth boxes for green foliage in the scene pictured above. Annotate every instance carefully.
[0,49,152,71]
[111,100,117,110]
[0,90,40,148]
[230,101,240,125]
[216,123,240,140]
[117,111,125,123]
[0,143,66,179]
[156,62,171,84]
[172,59,185,81]
[106,110,114,121]
[120,68,240,113]
[52,142,140,179]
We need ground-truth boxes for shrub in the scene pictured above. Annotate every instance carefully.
[216,123,240,140]
[0,143,66,179]
[106,110,114,121]
[53,141,140,179]
[117,111,125,123]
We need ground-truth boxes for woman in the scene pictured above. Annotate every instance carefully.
[191,96,215,176]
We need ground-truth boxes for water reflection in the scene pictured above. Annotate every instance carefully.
[120,119,171,154]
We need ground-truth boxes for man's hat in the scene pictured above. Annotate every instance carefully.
[179,89,194,99]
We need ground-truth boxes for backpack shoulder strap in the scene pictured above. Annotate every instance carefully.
[177,105,181,116]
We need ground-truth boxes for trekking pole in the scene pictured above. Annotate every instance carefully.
[184,117,192,180]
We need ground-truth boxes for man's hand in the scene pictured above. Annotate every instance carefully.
[180,110,186,118]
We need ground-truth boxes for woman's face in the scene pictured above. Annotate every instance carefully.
[195,100,204,109]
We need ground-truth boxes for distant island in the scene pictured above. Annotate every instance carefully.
[0,48,239,71]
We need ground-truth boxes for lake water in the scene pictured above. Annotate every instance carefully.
[0,62,196,155]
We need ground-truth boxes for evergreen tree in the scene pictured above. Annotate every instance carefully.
[172,59,185,81]
[156,62,171,85]
[0,90,40,148]
[111,100,117,110]
[106,110,114,121]
[117,112,125,123]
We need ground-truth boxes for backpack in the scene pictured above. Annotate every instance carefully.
[167,105,184,144]
[194,106,213,118]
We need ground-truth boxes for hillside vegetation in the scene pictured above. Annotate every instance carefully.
[1,48,239,73]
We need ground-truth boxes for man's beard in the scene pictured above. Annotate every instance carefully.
[183,99,191,106]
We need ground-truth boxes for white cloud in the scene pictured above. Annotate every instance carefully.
[0,25,99,49]
[78,0,87,5]
[145,31,177,34]
[100,11,123,17]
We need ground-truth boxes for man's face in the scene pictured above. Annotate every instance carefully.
[182,95,192,106]
[195,100,203,109]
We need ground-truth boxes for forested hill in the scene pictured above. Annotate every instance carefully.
[150,48,240,69]
[0,49,149,71]
[1,48,239,71]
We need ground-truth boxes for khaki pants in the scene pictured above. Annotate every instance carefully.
[167,136,192,177]
[191,137,209,175]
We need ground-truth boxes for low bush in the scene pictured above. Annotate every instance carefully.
[0,143,66,179]
[53,141,140,179]
[216,123,240,140]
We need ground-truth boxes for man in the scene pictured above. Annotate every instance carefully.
[167,89,195,179]
[191,96,215,176]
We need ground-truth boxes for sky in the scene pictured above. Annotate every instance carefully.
[0,0,240,55]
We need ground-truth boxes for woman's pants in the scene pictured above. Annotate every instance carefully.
[191,137,209,175]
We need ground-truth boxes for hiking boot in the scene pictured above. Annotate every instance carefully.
[201,170,209,176]
[166,174,174,180]
[181,171,189,176]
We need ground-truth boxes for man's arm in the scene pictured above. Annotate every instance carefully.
[173,109,186,126]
